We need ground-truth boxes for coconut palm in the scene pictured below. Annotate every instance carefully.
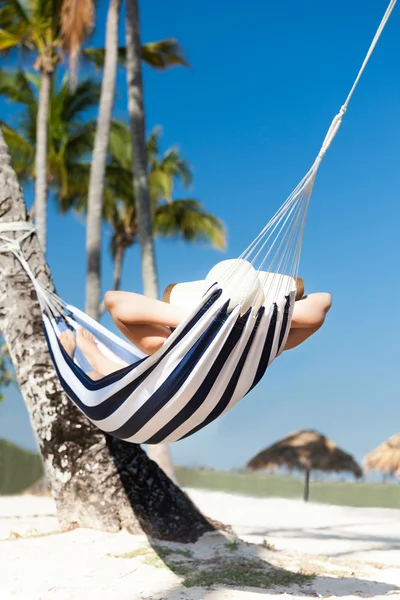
[78,0,122,320]
[0,69,99,209]
[103,123,225,293]
[247,429,363,502]
[0,0,185,264]
[125,0,156,297]
[0,0,67,251]
[124,1,191,480]
[82,11,188,320]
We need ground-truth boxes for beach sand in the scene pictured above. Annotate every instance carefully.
[1,488,399,599]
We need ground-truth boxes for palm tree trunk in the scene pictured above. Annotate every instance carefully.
[304,468,310,502]
[113,244,125,291]
[147,443,177,483]
[34,70,51,253]
[125,0,158,300]
[85,0,121,320]
[125,0,175,481]
[0,128,216,540]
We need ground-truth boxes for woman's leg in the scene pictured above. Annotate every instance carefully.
[104,291,189,355]
[284,293,332,351]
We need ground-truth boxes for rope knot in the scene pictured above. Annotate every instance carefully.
[0,240,23,256]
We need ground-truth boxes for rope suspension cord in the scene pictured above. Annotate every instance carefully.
[220,0,398,306]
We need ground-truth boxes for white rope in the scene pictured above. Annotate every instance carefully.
[229,0,398,303]
[0,221,49,310]
[315,0,397,162]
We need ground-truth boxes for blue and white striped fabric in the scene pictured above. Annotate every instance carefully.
[42,283,296,444]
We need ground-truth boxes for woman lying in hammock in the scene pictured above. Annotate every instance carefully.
[59,284,332,381]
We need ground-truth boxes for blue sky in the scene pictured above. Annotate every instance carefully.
[0,0,399,473]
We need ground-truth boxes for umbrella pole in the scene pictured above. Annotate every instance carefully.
[304,468,310,502]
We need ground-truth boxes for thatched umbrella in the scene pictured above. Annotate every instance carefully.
[364,433,400,478]
[247,429,363,501]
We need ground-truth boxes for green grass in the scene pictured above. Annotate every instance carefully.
[176,467,400,509]
[182,558,314,589]
[108,541,315,591]
[108,546,151,559]
[262,539,277,551]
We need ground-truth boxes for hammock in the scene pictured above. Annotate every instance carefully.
[0,0,396,444]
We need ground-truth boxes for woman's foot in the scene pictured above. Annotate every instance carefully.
[75,328,121,376]
[59,328,111,380]
[59,330,76,358]
[76,328,99,359]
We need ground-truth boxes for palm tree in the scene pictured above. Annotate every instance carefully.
[0,69,99,210]
[82,16,188,321]
[124,0,200,481]
[104,123,225,293]
[125,0,183,478]
[125,0,157,298]
[80,0,121,320]
[0,0,66,251]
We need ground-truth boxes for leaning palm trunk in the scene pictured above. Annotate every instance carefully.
[0,129,215,541]
[34,70,51,253]
[125,0,175,480]
[147,443,177,483]
[125,0,158,300]
[85,0,121,320]
[112,243,125,291]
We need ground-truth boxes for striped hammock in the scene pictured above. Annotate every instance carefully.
[0,0,396,444]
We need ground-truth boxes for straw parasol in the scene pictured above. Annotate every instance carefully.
[247,429,363,501]
[364,433,400,478]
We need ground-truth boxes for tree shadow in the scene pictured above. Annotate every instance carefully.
[242,520,400,558]
[113,534,400,599]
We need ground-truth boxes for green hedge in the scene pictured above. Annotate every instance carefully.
[176,467,400,509]
[0,439,44,495]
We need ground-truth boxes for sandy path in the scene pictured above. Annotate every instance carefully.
[188,489,400,565]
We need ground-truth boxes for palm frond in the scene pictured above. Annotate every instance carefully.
[0,26,29,51]
[61,77,100,122]
[83,38,188,71]
[65,119,97,159]
[0,0,31,26]
[0,121,34,180]
[148,168,172,202]
[141,38,189,69]
[33,0,63,38]
[108,120,133,170]
[147,126,162,159]
[83,45,126,69]
[154,199,226,249]
[0,68,37,107]
[61,0,94,84]
[56,162,90,212]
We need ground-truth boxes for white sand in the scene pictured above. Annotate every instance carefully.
[1,489,400,600]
